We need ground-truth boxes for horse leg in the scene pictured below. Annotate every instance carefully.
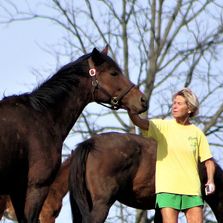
[11,185,49,223]
[24,186,49,223]
[0,195,7,220]
[71,195,111,223]
[84,201,111,223]
[154,207,163,223]
[3,196,17,221]
[10,190,26,223]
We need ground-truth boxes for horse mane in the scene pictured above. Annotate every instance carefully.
[29,54,91,112]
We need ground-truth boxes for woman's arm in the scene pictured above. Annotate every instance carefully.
[204,158,216,195]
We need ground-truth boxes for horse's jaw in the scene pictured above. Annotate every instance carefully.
[128,111,149,130]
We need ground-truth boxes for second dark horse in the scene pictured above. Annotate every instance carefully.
[0,46,147,223]
[69,132,223,223]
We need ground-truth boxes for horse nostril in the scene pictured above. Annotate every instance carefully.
[141,96,148,109]
[141,95,147,103]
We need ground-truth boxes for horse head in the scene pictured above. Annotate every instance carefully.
[88,45,148,115]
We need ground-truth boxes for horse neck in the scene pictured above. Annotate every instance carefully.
[30,69,92,140]
[52,81,92,140]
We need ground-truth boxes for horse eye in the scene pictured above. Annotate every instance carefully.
[111,71,119,76]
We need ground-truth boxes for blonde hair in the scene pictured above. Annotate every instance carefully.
[173,88,199,117]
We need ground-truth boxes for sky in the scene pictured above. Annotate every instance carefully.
[0,19,60,96]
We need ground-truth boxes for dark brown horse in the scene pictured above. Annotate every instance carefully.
[69,132,223,223]
[0,46,147,223]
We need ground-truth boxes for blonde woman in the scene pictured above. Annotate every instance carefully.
[130,88,215,223]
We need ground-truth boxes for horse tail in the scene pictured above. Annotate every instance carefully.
[69,138,94,223]
[69,193,82,223]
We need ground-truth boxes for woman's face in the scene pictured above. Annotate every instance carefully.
[172,95,190,119]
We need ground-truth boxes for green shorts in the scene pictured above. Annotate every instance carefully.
[156,193,204,210]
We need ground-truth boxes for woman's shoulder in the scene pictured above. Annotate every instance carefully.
[151,118,173,123]
[191,124,205,134]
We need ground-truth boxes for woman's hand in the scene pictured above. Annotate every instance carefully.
[205,182,215,195]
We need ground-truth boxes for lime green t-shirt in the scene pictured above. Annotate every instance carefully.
[145,119,212,196]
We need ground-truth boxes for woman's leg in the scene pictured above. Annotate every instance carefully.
[184,206,203,223]
[160,207,179,223]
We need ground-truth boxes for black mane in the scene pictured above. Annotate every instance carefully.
[28,53,91,111]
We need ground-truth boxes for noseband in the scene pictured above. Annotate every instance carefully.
[88,59,135,110]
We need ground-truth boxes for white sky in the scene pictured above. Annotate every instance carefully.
[0,22,51,96]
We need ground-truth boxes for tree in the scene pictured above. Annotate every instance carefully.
[0,0,223,222]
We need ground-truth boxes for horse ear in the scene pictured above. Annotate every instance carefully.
[91,48,104,66]
[101,45,109,55]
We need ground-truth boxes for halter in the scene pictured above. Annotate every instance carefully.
[88,58,135,110]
